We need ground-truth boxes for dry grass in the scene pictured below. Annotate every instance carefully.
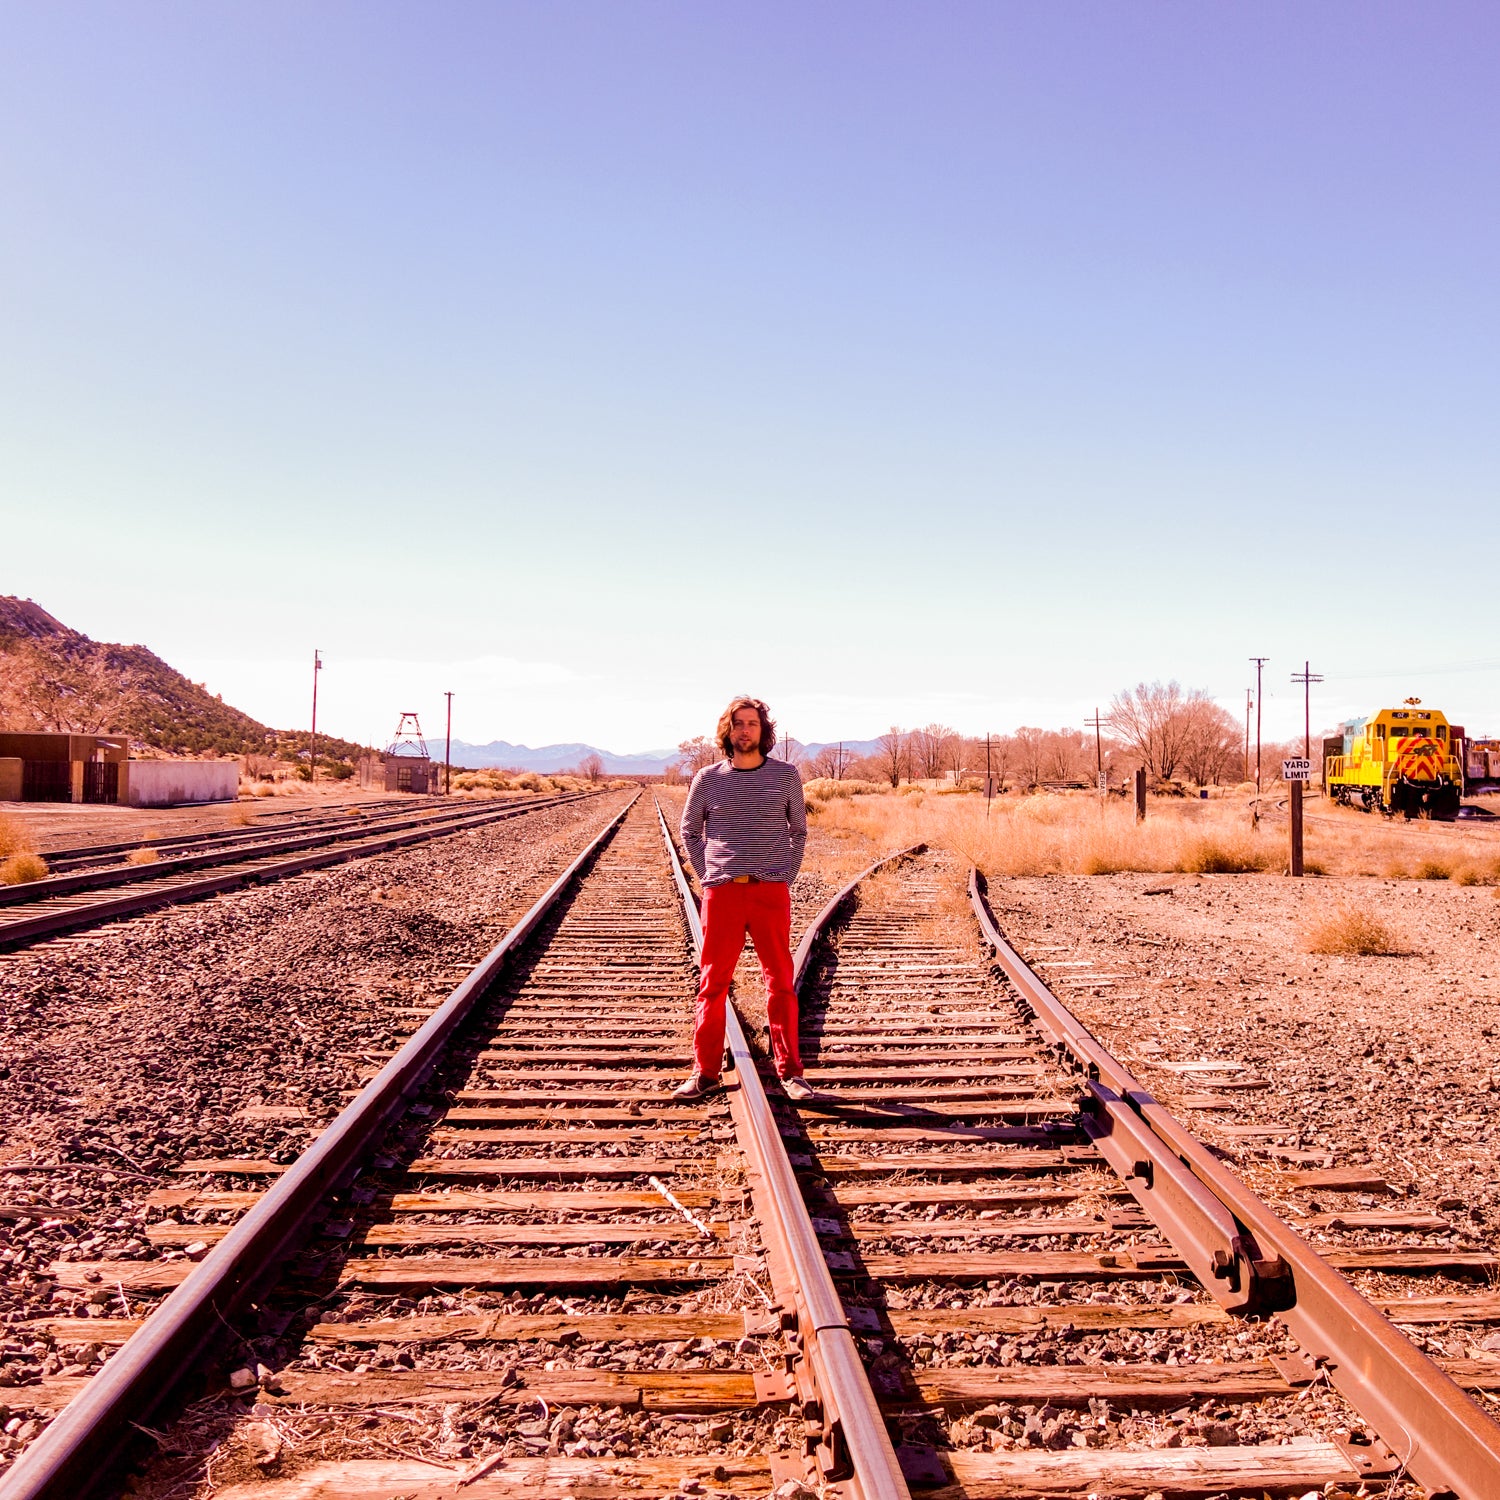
[805,784,1500,882]
[0,852,49,885]
[0,813,36,858]
[125,847,160,865]
[1305,905,1407,956]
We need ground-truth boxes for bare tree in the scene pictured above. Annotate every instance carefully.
[675,735,718,777]
[806,745,843,780]
[1013,726,1047,789]
[909,723,958,781]
[1043,729,1089,783]
[1106,681,1222,782]
[1179,699,1241,787]
[876,727,908,789]
[574,752,606,784]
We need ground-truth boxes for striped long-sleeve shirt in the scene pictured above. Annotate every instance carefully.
[680,758,807,886]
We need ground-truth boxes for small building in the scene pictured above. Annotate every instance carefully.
[0,732,238,807]
[357,712,438,794]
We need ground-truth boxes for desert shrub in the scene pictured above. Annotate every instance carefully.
[803,779,886,801]
[515,772,544,792]
[0,852,49,885]
[0,814,36,858]
[1306,906,1405,956]
[255,784,276,798]
[126,848,160,866]
[1415,858,1452,880]
[1181,836,1277,874]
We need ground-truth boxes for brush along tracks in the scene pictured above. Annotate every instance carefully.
[0,792,603,951]
[771,850,1500,1498]
[0,796,841,1500]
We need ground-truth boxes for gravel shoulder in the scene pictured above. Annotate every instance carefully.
[986,870,1500,1257]
[0,791,629,1455]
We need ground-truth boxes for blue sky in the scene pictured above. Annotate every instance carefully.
[4,4,1497,751]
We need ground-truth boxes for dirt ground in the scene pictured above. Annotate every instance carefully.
[984,871,1500,1236]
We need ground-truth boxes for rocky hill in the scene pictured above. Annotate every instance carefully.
[0,596,365,763]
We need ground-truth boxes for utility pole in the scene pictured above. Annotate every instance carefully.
[1291,660,1324,761]
[1085,708,1105,796]
[1244,688,1253,783]
[443,691,453,795]
[985,732,993,816]
[310,650,321,785]
[1249,657,1269,793]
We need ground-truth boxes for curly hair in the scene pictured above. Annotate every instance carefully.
[716,696,776,758]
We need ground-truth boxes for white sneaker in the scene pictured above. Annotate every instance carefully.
[783,1076,814,1101]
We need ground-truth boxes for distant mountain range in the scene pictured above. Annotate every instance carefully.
[445,736,886,774]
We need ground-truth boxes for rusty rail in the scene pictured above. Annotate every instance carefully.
[654,801,909,1500]
[970,866,1500,1499]
[0,793,637,1500]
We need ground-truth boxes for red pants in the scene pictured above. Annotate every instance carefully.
[695,880,803,1080]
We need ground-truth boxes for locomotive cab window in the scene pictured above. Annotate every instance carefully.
[1437,726,1447,739]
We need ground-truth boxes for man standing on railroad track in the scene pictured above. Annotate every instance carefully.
[675,695,811,1102]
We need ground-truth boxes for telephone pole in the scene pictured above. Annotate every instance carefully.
[443,691,454,795]
[310,650,321,784]
[1244,688,1252,783]
[1291,661,1323,761]
[1085,708,1105,794]
[1249,657,1269,793]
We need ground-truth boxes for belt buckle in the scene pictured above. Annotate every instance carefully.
[733,874,751,884]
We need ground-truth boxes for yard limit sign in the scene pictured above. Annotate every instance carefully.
[1283,757,1312,877]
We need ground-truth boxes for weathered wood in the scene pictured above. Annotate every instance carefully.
[938,1442,1359,1498]
[899,1360,1290,1406]
[51,1254,734,1291]
[842,1217,1107,1240]
[1308,1210,1450,1231]
[146,1220,727,1248]
[887,1304,1228,1334]
[329,1254,734,1288]
[303,1312,750,1344]
[403,1156,727,1178]
[213,1456,773,1500]
[855,1250,1185,1281]
[805,1122,1075,1144]
[1280,1167,1397,1193]
[1324,1246,1497,1274]
[144,1187,725,1212]
[441,1107,709,1122]
[813,1149,1094,1177]
[426,1127,698,1144]
[1377,1293,1500,1323]
[831,1183,1127,1207]
[264,1367,755,1410]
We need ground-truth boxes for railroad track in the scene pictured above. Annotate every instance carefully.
[7,800,1500,1497]
[0,791,604,951]
[34,797,437,873]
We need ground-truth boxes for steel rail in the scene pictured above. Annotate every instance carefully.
[0,792,608,949]
[970,868,1500,1500]
[0,791,638,1500]
[0,791,597,907]
[36,797,420,866]
[653,801,909,1500]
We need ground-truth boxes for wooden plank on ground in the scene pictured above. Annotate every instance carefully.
[1279,1167,1397,1193]
[887,1304,1228,1334]
[264,1367,755,1410]
[939,1442,1358,1498]
[855,1251,1185,1281]
[214,1456,774,1500]
[144,1188,725,1212]
[303,1312,750,1344]
[898,1361,1289,1406]
[51,1254,734,1292]
[146,1221,727,1248]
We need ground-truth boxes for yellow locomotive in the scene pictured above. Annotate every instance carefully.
[1323,701,1463,819]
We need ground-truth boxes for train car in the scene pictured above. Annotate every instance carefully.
[1324,701,1463,819]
